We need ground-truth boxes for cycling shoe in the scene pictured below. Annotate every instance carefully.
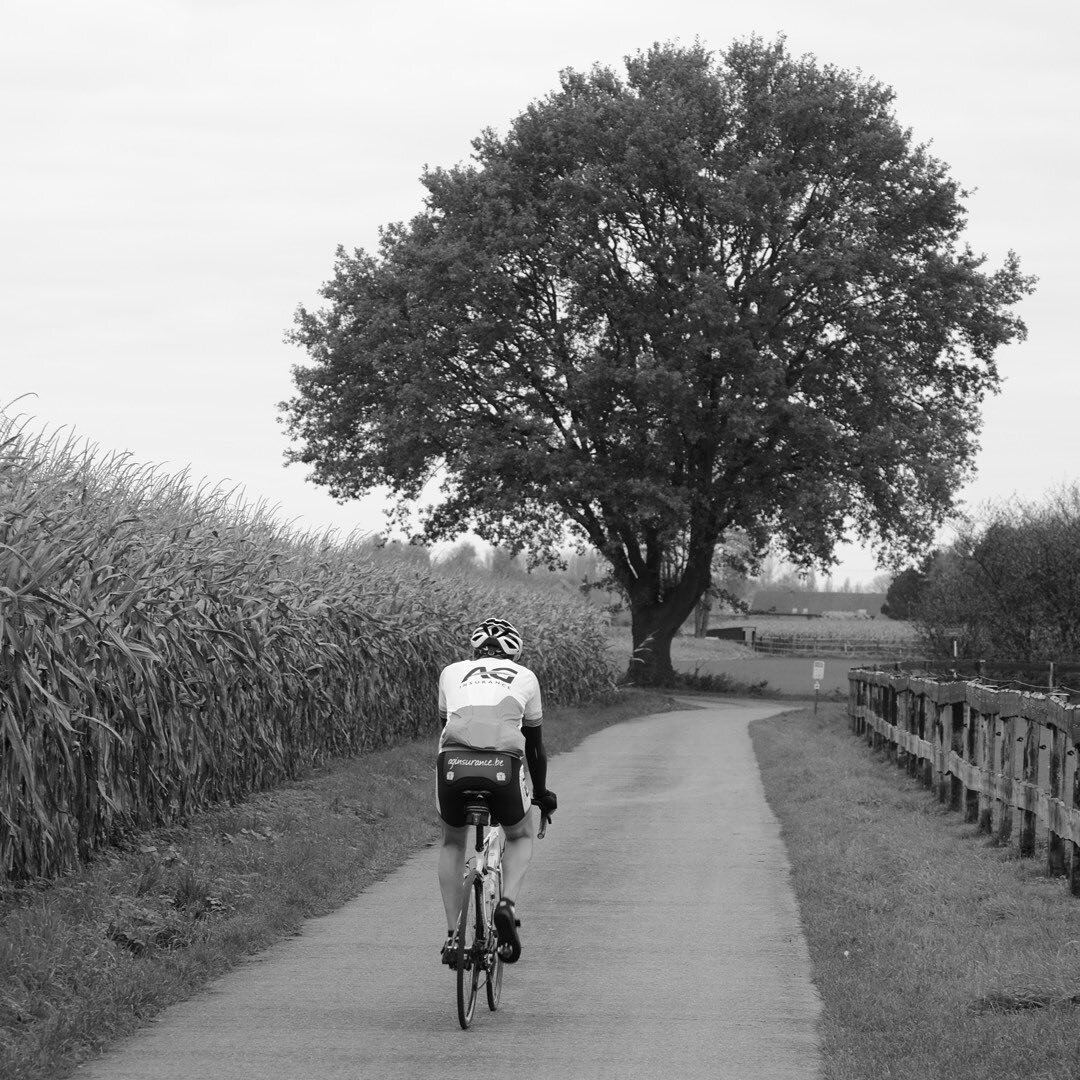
[493,898,521,963]
[441,933,458,968]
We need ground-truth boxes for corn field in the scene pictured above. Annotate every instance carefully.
[0,416,613,881]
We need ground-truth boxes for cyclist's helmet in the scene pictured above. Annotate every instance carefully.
[470,618,523,661]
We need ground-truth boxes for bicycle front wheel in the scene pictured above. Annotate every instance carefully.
[456,872,481,1029]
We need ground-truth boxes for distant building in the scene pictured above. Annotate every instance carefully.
[748,589,887,618]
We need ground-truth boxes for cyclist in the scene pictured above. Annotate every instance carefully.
[436,617,557,965]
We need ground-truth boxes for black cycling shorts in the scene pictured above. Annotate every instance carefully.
[436,749,531,828]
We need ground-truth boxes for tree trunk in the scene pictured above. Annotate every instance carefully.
[622,550,714,685]
[626,604,682,686]
[693,594,712,638]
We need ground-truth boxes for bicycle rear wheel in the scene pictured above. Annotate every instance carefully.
[485,869,504,1011]
[456,872,481,1029]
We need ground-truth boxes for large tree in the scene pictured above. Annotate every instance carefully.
[282,38,1032,684]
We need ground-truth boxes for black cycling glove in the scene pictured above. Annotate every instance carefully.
[534,789,558,817]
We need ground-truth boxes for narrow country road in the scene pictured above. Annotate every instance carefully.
[79,700,823,1079]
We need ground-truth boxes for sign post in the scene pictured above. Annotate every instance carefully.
[812,660,825,713]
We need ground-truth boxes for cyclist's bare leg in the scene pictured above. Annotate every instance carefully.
[500,808,534,903]
[438,821,469,932]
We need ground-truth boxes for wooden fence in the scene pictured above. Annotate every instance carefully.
[706,624,922,658]
[848,668,1080,897]
[753,635,921,659]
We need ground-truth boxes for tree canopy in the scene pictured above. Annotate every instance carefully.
[881,564,930,620]
[282,37,1033,683]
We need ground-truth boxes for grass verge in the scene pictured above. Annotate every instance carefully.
[751,704,1080,1080]
[0,688,677,1080]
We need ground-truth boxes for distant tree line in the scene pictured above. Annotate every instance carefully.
[377,536,611,597]
[422,533,890,640]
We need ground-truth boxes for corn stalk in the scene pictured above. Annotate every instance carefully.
[0,416,612,879]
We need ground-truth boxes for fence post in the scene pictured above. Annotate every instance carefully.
[1048,723,1067,878]
[990,713,1008,836]
[867,683,879,748]
[935,701,951,803]
[910,689,923,780]
[895,687,907,769]
[861,676,871,737]
[977,711,994,833]
[996,716,1017,845]
[964,705,981,825]
[950,702,966,813]
[1066,727,1080,897]
[873,687,887,753]
[1019,719,1038,857]
[918,693,934,788]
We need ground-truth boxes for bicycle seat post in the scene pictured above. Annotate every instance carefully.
[462,791,492,853]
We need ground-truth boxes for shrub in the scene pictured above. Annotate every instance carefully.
[914,485,1080,661]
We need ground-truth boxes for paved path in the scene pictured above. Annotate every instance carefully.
[80,700,822,1079]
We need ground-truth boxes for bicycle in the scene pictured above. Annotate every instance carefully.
[451,793,550,1029]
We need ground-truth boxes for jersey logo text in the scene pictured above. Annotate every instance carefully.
[460,665,517,686]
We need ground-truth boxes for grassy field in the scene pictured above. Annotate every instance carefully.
[606,622,917,675]
[606,627,755,666]
[0,688,676,1080]
[752,703,1080,1080]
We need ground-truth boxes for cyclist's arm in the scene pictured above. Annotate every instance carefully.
[523,723,548,795]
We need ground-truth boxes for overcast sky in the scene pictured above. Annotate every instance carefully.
[3,0,1074,584]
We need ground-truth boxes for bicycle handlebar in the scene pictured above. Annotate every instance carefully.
[531,798,552,839]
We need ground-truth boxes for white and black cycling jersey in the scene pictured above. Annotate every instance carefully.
[437,657,543,756]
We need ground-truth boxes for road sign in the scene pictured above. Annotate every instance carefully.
[812,660,825,682]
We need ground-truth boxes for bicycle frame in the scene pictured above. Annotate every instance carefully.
[452,794,551,1028]
[454,795,505,1027]
[468,816,504,879]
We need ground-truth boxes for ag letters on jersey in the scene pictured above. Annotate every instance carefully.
[438,658,543,755]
